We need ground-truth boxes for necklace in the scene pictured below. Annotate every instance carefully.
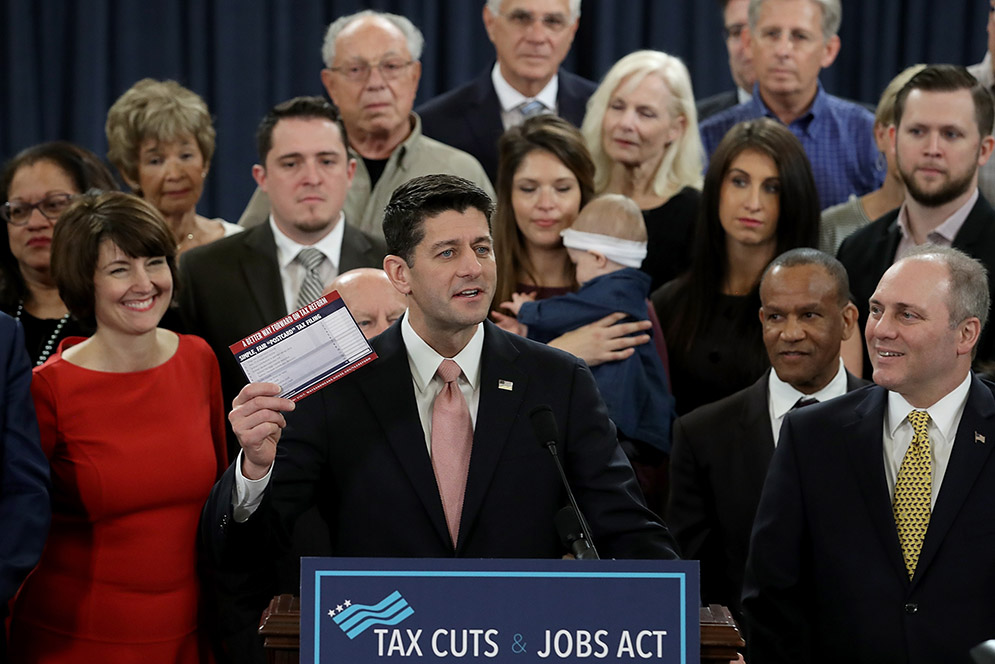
[15,300,71,366]
[177,232,195,250]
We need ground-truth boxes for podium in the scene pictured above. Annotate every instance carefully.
[259,595,744,663]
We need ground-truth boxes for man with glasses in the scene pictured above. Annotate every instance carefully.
[417,0,595,183]
[696,0,756,121]
[237,10,494,241]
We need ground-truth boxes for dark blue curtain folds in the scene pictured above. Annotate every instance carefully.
[1,0,986,222]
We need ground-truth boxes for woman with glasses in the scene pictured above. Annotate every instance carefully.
[0,142,118,365]
[105,78,240,256]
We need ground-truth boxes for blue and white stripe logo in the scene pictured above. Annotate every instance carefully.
[333,591,414,640]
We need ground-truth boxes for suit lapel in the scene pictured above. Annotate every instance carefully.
[456,322,527,550]
[914,375,995,584]
[239,224,288,321]
[844,387,909,581]
[738,373,775,496]
[355,322,452,547]
[467,73,504,178]
[339,223,376,274]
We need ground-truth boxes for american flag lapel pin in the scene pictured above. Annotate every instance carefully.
[498,379,513,391]
[976,431,986,444]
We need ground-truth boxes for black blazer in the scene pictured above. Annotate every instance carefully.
[202,319,678,580]
[695,89,741,122]
[178,222,386,454]
[667,368,867,618]
[417,68,597,184]
[743,375,995,663]
[837,194,995,375]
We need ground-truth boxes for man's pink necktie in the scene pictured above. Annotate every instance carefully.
[431,359,473,547]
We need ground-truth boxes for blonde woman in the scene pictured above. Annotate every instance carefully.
[582,50,704,290]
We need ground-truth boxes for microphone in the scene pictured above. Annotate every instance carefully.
[530,405,599,560]
[555,506,598,560]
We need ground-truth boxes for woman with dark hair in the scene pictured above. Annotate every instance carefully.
[491,114,654,366]
[9,191,226,662]
[0,142,118,365]
[652,118,820,414]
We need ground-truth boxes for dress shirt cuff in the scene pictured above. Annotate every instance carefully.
[232,449,273,523]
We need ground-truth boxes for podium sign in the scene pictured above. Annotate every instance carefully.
[301,557,699,663]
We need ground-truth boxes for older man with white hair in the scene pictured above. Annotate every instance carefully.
[238,9,494,239]
[417,0,596,183]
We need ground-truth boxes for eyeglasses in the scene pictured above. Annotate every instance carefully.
[329,58,414,82]
[500,9,572,32]
[1,193,77,226]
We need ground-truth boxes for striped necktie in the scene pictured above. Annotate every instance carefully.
[295,247,325,310]
[894,410,932,579]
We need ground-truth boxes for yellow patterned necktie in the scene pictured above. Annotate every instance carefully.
[893,410,932,579]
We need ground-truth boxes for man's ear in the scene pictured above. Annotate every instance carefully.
[251,164,267,191]
[383,254,412,295]
[840,301,859,341]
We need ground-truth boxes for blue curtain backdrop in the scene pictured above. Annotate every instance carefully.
[1,0,987,222]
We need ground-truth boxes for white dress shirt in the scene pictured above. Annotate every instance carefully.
[233,315,485,521]
[269,213,346,314]
[882,372,971,508]
[768,358,849,446]
[491,62,559,130]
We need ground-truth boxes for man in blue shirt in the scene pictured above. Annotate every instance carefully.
[700,0,882,209]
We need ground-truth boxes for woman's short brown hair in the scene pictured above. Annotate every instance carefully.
[105,78,216,190]
[52,191,177,328]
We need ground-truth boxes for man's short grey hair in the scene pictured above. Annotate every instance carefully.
[322,10,425,67]
[485,0,581,21]
[762,248,850,308]
[903,245,990,332]
[748,0,841,41]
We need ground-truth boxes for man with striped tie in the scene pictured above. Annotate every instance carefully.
[742,245,995,663]
[179,96,387,460]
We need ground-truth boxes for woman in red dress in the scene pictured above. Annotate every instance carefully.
[9,191,227,662]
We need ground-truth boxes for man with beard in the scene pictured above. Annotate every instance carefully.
[838,64,995,372]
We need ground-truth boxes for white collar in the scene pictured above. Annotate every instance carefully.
[401,314,484,393]
[768,358,849,420]
[886,372,972,440]
[269,212,345,270]
[491,61,559,114]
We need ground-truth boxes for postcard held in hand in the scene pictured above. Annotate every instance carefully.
[229,291,377,402]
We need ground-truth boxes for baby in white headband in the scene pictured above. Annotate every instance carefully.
[499,194,674,456]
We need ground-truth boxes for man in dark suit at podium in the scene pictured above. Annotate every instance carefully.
[202,174,679,657]
[417,0,596,183]
[668,248,865,619]
[744,246,995,663]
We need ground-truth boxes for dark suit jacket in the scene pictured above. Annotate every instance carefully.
[668,369,867,618]
[743,376,995,663]
[0,313,49,606]
[416,68,597,184]
[837,194,995,375]
[695,89,741,122]
[202,320,678,628]
[178,221,386,456]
